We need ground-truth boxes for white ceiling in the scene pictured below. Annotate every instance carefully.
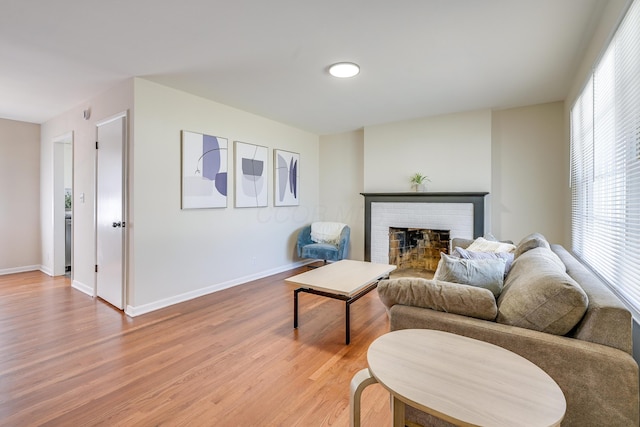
[0,0,605,135]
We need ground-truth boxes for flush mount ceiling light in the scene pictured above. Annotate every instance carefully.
[328,62,360,78]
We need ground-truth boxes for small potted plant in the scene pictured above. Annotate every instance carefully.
[65,192,72,211]
[410,173,430,192]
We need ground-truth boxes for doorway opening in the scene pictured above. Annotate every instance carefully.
[53,132,73,278]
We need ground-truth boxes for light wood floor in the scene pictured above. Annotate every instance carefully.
[0,266,393,426]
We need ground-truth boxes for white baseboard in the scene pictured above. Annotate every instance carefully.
[72,280,94,297]
[126,261,309,317]
[39,265,54,276]
[0,265,41,276]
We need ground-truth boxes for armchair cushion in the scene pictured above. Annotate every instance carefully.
[300,243,340,261]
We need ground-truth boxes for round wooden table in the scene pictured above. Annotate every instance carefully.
[350,329,566,427]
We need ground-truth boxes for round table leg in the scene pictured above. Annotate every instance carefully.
[350,368,378,427]
[391,395,405,427]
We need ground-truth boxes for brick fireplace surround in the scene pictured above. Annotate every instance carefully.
[361,192,488,264]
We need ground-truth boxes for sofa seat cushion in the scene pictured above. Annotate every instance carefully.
[377,277,498,321]
[497,247,588,335]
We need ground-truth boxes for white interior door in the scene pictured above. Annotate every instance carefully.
[96,113,127,310]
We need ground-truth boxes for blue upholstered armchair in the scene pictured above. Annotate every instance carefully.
[297,223,350,264]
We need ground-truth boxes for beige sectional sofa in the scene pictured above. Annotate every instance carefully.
[377,234,639,426]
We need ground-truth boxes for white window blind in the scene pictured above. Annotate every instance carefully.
[570,0,640,313]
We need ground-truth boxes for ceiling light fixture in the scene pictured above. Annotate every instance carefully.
[329,62,360,78]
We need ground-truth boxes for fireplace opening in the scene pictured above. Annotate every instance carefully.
[388,228,450,278]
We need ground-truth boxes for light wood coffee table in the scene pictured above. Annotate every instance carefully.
[286,260,396,344]
[351,329,566,427]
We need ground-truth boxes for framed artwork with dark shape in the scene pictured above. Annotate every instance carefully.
[274,149,299,206]
[235,141,268,207]
[181,130,228,209]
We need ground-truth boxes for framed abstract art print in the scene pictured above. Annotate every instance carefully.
[274,149,299,206]
[235,141,268,208]
[181,130,228,209]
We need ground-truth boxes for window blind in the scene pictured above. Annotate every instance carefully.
[570,0,640,313]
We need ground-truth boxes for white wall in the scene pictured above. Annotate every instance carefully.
[363,110,492,193]
[318,105,568,249]
[318,110,497,261]
[0,118,41,273]
[40,79,134,286]
[566,0,629,108]
[491,102,567,245]
[129,79,319,312]
[319,130,365,260]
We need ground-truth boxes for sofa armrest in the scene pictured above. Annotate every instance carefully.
[552,244,633,354]
[389,305,639,427]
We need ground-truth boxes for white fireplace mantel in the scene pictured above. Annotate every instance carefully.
[361,192,489,262]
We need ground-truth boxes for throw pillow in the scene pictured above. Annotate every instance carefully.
[466,237,516,254]
[434,253,506,297]
[496,247,588,335]
[453,247,515,276]
[483,232,498,241]
[377,277,498,321]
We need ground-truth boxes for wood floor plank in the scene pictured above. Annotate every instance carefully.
[0,268,392,426]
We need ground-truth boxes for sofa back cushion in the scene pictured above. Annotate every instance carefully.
[496,247,589,335]
[514,232,551,258]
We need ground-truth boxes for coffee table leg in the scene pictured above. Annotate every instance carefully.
[349,368,378,427]
[292,284,376,344]
[294,288,300,328]
[345,300,351,345]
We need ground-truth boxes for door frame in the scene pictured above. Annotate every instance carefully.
[53,131,73,277]
[94,111,129,307]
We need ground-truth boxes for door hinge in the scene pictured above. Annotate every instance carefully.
[95,265,98,273]
[96,141,99,149]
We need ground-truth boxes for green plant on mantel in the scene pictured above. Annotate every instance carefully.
[410,173,430,192]
[409,173,430,185]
